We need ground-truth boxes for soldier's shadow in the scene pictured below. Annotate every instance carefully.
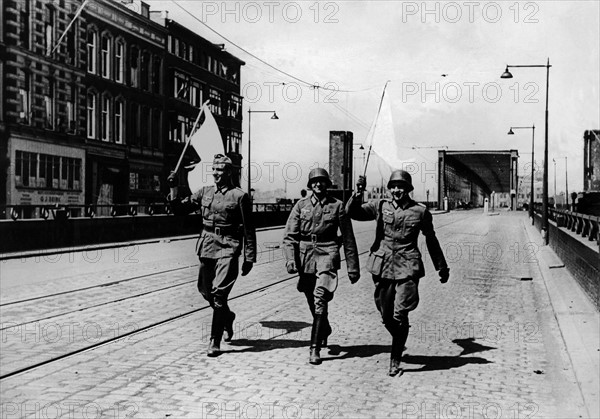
[225,320,312,353]
[323,338,495,372]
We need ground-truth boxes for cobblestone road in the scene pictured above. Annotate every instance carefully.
[0,211,595,418]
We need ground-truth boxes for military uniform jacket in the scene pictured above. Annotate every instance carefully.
[170,185,256,262]
[283,194,359,276]
[346,195,447,281]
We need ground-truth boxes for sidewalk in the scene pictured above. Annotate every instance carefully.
[523,220,600,418]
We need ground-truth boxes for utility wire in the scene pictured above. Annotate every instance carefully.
[170,0,378,94]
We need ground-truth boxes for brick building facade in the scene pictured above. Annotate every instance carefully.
[1,0,245,218]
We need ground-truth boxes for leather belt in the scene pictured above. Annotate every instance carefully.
[203,224,240,236]
[300,233,338,243]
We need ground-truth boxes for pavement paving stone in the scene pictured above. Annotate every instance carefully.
[1,213,597,418]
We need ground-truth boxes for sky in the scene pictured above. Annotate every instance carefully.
[148,0,600,200]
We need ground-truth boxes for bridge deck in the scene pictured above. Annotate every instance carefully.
[1,211,598,418]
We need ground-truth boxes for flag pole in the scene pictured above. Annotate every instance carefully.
[172,99,211,175]
[50,0,92,55]
[363,81,390,177]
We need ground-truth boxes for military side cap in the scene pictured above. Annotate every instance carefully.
[213,154,233,167]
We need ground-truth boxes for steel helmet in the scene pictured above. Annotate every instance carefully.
[387,170,414,191]
[307,168,332,188]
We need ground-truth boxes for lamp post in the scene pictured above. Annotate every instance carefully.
[508,125,535,224]
[247,109,278,199]
[352,143,365,191]
[552,158,557,202]
[565,156,568,210]
[502,58,551,244]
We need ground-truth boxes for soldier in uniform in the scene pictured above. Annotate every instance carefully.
[283,168,360,365]
[346,170,449,376]
[167,154,256,357]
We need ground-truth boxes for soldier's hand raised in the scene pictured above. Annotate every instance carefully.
[286,261,298,274]
[438,267,450,284]
[356,175,366,193]
[241,261,253,276]
[167,171,178,188]
[348,272,360,284]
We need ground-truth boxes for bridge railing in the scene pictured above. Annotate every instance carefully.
[0,202,295,221]
[539,206,600,246]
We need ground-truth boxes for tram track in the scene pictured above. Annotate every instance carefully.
[0,248,372,381]
[0,212,467,380]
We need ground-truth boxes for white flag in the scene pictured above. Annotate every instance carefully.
[367,89,414,171]
[187,105,225,194]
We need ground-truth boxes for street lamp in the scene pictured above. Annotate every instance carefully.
[552,158,557,201]
[508,125,535,224]
[352,143,365,191]
[564,156,569,210]
[247,109,278,198]
[501,58,551,244]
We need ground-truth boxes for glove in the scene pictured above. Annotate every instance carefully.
[167,172,178,188]
[356,175,366,192]
[348,272,360,284]
[439,267,450,284]
[241,261,253,276]
[286,261,298,274]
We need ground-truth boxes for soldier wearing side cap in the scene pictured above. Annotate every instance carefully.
[346,170,449,377]
[283,168,360,365]
[167,154,256,357]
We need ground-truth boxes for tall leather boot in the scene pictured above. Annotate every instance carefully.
[207,309,224,357]
[223,310,236,343]
[309,314,323,365]
[389,324,409,377]
[320,314,332,347]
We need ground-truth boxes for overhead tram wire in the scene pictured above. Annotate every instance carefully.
[169,0,379,94]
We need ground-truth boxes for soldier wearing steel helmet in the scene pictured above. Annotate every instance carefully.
[346,170,449,377]
[283,168,360,365]
[167,154,256,357]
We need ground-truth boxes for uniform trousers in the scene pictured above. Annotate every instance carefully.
[198,256,238,311]
[373,276,420,331]
[297,272,335,315]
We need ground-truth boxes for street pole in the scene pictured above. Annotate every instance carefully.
[501,59,551,244]
[507,125,535,224]
[565,156,568,210]
[247,109,278,200]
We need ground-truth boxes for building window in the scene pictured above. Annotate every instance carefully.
[101,35,111,78]
[209,88,221,115]
[170,115,187,143]
[152,109,161,149]
[115,99,124,144]
[227,131,242,154]
[45,5,55,56]
[151,56,161,94]
[115,41,124,83]
[87,91,97,139]
[15,151,36,187]
[228,95,242,119]
[20,2,30,49]
[130,46,139,87]
[67,17,77,64]
[44,79,55,129]
[189,45,195,63]
[141,106,151,146]
[101,95,111,141]
[140,52,150,91]
[18,71,31,124]
[190,81,202,107]
[174,73,188,100]
[87,29,97,74]
[131,104,140,145]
